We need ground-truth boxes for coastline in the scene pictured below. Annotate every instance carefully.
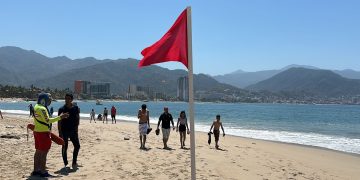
[1,114,359,179]
[1,98,360,105]
[2,110,360,156]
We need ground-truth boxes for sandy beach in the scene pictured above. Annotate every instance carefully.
[0,113,359,180]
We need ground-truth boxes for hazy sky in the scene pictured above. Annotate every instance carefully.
[1,0,359,75]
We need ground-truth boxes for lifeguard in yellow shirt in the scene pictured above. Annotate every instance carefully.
[31,93,68,177]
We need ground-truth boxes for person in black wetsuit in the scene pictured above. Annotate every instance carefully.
[58,93,81,168]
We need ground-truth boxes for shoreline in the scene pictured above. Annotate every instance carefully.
[3,113,360,158]
[1,98,360,106]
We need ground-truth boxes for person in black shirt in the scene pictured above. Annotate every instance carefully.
[157,107,175,149]
[29,104,34,117]
[58,93,80,168]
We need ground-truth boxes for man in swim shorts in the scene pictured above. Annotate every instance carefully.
[209,114,225,149]
[138,104,150,149]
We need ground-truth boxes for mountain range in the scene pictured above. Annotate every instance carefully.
[213,65,360,88]
[1,46,360,100]
[247,68,360,97]
[0,46,241,97]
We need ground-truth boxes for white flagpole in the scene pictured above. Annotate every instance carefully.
[186,6,196,180]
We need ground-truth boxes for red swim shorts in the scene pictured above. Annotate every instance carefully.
[34,131,51,151]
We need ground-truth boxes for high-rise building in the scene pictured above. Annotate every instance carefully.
[127,84,154,100]
[89,82,110,97]
[74,80,91,95]
[177,76,189,101]
[74,80,110,98]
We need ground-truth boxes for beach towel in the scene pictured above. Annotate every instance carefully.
[139,123,148,135]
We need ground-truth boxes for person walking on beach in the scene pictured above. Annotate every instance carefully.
[0,110,3,119]
[111,106,116,124]
[103,107,108,123]
[209,114,225,149]
[29,103,34,117]
[157,107,175,149]
[58,93,81,168]
[138,104,150,149]
[176,111,189,149]
[31,93,69,177]
[90,109,96,123]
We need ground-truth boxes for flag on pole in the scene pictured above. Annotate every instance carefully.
[138,7,196,180]
[138,9,188,68]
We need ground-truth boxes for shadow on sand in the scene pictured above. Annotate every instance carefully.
[156,147,176,151]
[215,147,228,151]
[26,173,62,180]
[140,147,152,151]
[54,165,80,176]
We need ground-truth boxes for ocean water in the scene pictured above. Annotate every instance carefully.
[1,100,359,154]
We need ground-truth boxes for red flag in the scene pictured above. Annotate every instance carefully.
[139,9,188,68]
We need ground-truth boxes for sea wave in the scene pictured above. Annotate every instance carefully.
[196,124,360,154]
[4,110,359,154]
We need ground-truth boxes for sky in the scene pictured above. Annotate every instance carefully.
[0,0,359,75]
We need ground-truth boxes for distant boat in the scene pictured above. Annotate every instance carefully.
[96,99,102,105]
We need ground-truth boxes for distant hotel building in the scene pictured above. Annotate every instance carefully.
[177,76,189,101]
[127,84,154,100]
[74,80,110,98]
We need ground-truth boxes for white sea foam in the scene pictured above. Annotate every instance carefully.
[4,110,359,154]
[2,109,29,115]
[79,113,159,124]
[196,124,360,154]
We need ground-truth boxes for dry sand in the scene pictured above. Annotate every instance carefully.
[0,113,359,180]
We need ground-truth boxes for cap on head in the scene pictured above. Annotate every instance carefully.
[141,104,147,109]
[216,114,220,118]
[37,93,52,107]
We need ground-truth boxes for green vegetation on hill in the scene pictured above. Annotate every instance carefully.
[247,68,360,97]
[0,84,70,100]
[0,46,243,99]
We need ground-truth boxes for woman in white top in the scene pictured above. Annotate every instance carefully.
[176,111,189,149]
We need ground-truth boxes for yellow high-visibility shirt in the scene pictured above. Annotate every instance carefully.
[33,104,61,132]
